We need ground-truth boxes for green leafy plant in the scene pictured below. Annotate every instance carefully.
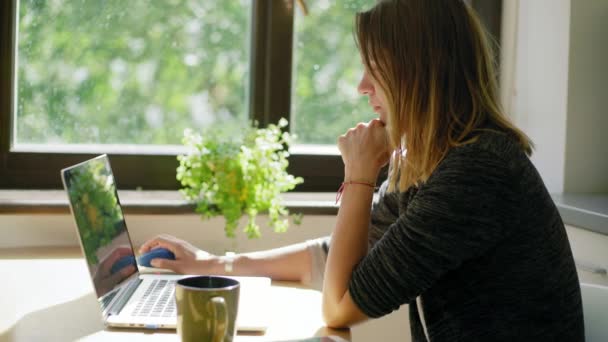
[177,118,304,238]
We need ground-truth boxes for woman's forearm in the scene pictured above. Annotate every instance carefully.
[202,241,315,284]
[322,184,374,325]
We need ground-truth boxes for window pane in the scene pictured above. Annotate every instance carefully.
[291,0,374,145]
[16,0,250,145]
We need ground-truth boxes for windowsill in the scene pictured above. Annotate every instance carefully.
[2,190,605,236]
[552,193,608,236]
[0,190,339,216]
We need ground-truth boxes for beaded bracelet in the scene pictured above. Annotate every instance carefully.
[335,181,377,204]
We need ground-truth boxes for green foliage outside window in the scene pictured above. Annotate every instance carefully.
[16,0,375,146]
[292,0,375,144]
[17,0,249,144]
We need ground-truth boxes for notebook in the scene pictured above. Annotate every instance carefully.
[61,154,271,331]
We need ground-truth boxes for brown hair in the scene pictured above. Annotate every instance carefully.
[355,0,533,192]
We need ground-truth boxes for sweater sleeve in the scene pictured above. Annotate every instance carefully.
[368,180,401,249]
[348,147,517,318]
[305,181,402,291]
[306,236,331,291]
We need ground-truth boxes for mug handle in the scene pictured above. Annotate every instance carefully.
[208,296,228,342]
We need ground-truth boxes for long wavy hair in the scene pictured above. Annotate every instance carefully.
[355,0,533,192]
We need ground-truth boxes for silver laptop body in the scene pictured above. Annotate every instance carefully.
[61,154,269,331]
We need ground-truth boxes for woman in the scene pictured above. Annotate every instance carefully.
[142,0,584,340]
[321,0,587,339]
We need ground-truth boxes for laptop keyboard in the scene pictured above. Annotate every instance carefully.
[131,279,176,317]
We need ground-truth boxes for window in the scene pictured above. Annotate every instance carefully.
[291,0,374,145]
[0,0,502,191]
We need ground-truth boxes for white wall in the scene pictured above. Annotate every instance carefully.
[506,0,608,194]
[507,0,571,194]
[352,306,411,342]
[563,0,608,193]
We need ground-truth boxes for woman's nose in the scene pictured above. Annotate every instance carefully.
[357,72,374,95]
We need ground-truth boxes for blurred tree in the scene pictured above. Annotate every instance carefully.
[17,0,373,146]
[292,0,374,144]
[18,0,249,144]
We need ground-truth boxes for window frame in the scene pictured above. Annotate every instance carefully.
[0,0,501,191]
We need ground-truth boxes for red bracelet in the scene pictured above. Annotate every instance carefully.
[335,181,376,204]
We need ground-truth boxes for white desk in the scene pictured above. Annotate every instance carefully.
[0,247,349,342]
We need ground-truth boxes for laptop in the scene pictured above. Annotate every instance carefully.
[61,154,271,331]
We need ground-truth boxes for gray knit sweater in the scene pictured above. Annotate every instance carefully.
[308,130,584,341]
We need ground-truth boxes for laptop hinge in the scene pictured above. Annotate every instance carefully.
[109,277,142,316]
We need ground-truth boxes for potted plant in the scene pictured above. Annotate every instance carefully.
[176,118,303,239]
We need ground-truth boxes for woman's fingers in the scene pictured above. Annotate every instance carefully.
[150,258,180,272]
[338,119,390,181]
[139,236,178,255]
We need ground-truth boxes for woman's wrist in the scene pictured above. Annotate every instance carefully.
[193,255,225,275]
[342,177,377,185]
[343,178,378,188]
[222,252,236,273]
[344,171,378,185]
[336,179,377,204]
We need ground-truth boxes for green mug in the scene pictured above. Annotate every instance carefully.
[175,276,240,342]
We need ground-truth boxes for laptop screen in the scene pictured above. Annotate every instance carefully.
[61,155,139,299]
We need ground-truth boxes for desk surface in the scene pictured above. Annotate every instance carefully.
[0,247,349,342]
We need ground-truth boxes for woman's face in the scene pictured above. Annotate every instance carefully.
[357,66,388,124]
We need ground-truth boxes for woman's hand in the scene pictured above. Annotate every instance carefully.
[139,234,217,274]
[338,118,390,183]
